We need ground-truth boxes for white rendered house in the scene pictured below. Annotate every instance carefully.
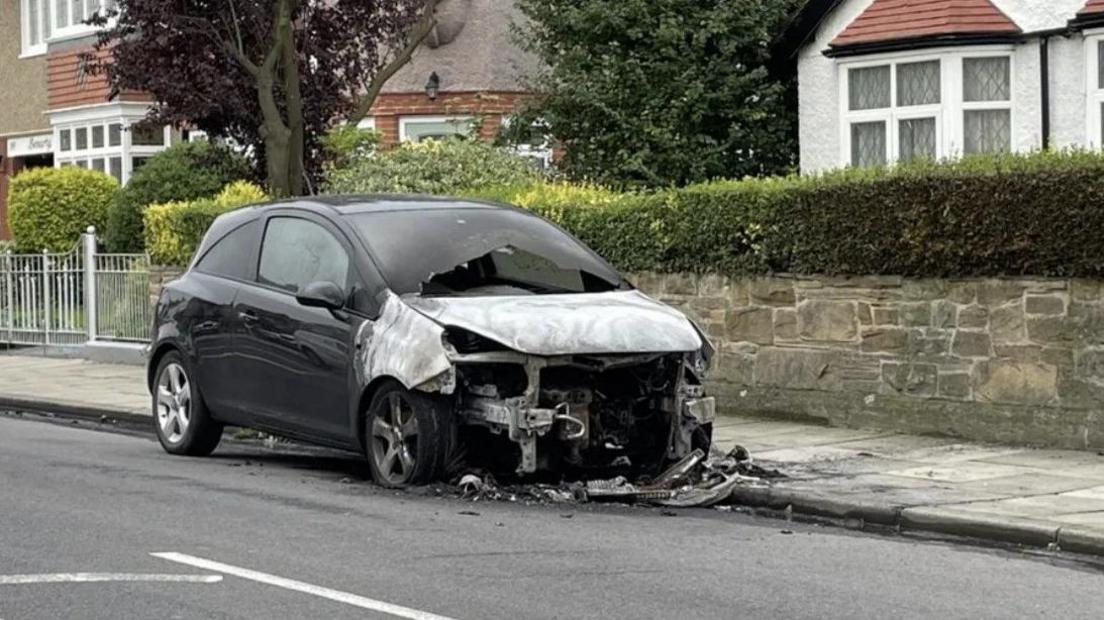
[779,0,1104,172]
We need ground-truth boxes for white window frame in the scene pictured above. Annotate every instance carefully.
[398,115,474,142]
[49,0,113,44]
[21,0,51,57]
[500,115,554,170]
[49,102,170,186]
[838,46,1015,167]
[1085,31,1104,149]
[356,117,376,131]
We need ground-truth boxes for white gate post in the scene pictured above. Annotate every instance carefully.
[42,249,51,345]
[83,226,97,343]
[4,251,12,345]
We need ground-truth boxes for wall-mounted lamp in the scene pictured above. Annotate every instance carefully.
[425,72,440,101]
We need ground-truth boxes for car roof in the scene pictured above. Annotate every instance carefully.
[245,194,521,216]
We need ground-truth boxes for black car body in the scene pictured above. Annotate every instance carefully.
[148,196,715,485]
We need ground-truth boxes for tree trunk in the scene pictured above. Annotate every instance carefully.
[280,3,305,196]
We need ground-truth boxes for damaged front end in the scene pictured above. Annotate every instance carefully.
[440,329,715,475]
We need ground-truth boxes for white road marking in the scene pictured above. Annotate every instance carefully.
[152,552,458,620]
[0,573,223,585]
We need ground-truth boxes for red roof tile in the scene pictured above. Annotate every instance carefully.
[831,0,1021,48]
[1081,0,1104,16]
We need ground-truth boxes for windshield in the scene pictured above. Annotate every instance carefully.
[349,207,626,296]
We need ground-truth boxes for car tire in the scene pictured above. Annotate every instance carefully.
[152,351,223,456]
[364,381,454,487]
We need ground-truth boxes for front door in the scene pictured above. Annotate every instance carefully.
[231,215,357,444]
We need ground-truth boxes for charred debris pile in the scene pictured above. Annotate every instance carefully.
[448,445,783,509]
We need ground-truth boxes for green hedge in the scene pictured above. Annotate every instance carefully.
[8,167,118,252]
[324,138,543,195]
[106,141,253,252]
[465,151,1104,278]
[145,181,267,265]
[153,150,1104,277]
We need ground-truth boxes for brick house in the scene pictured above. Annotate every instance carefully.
[0,0,538,240]
[780,0,1104,173]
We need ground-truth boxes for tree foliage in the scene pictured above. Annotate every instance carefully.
[92,0,438,196]
[105,141,253,252]
[512,0,799,187]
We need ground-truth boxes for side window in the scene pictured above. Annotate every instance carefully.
[194,220,260,281]
[258,217,350,294]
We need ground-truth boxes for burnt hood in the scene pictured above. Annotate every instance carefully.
[402,290,705,356]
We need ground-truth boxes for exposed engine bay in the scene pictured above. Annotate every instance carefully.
[440,331,715,475]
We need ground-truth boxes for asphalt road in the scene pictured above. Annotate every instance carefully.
[2,415,1104,620]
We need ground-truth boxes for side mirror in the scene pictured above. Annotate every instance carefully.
[296,281,345,311]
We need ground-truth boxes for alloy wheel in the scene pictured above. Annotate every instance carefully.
[156,362,191,444]
[370,392,420,485]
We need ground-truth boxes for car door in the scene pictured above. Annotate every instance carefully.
[184,217,261,424]
[231,213,359,444]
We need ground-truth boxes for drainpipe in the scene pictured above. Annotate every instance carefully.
[1041,35,1051,150]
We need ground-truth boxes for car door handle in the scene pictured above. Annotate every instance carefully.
[238,311,259,325]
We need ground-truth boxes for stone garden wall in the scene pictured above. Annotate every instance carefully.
[631,273,1104,450]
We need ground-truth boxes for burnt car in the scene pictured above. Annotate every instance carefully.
[148,196,715,486]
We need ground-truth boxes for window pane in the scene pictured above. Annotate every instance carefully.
[59,129,71,151]
[109,156,122,183]
[899,117,937,162]
[897,61,940,106]
[848,65,891,111]
[402,118,472,142]
[964,109,1011,154]
[259,218,349,294]
[90,158,105,172]
[74,127,87,150]
[850,121,886,167]
[43,0,51,40]
[71,0,83,24]
[108,123,121,146]
[29,0,41,46]
[55,0,67,28]
[1099,42,1104,90]
[963,57,1010,102]
[131,124,165,146]
[132,156,150,172]
[196,220,260,280]
[91,125,104,148]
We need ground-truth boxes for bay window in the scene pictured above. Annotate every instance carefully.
[840,49,1013,168]
[51,104,172,185]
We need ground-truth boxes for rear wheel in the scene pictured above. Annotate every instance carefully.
[153,351,223,456]
[365,382,453,487]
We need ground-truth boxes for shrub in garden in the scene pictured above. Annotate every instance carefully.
[8,167,118,252]
[324,138,543,195]
[105,141,253,252]
[145,181,268,266]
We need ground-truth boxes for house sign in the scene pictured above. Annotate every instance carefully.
[7,134,54,158]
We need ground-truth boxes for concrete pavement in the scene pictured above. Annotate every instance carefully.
[4,414,1104,620]
[5,352,1104,556]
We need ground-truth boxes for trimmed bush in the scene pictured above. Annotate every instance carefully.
[8,167,118,252]
[324,138,543,195]
[766,151,1104,278]
[145,181,267,266]
[465,151,1104,279]
[105,141,253,252]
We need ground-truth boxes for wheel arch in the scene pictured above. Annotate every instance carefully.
[147,342,183,392]
[354,375,407,453]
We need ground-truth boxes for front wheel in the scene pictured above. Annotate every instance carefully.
[152,351,223,456]
[364,382,453,487]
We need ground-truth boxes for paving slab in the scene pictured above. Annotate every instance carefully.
[0,353,147,418]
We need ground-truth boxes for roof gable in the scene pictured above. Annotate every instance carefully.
[1082,0,1104,15]
[830,0,1021,49]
